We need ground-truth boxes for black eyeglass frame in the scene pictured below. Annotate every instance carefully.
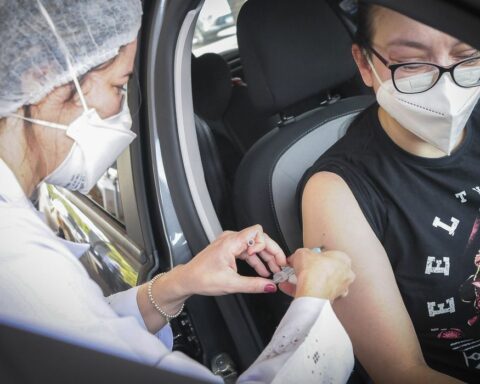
[365,44,480,94]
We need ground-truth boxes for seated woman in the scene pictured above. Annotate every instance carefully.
[299,2,480,383]
[0,1,355,383]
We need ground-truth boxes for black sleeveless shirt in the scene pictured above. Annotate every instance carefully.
[299,103,480,382]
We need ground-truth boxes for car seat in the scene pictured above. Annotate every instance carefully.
[191,54,237,228]
[191,52,276,228]
[232,0,374,369]
[234,0,374,254]
[233,3,374,382]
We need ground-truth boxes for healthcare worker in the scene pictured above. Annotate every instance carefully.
[0,1,355,383]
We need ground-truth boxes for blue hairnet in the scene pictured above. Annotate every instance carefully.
[0,0,142,117]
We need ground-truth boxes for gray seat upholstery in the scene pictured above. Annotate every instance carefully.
[270,104,370,251]
[234,97,373,253]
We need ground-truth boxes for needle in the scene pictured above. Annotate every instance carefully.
[273,247,323,284]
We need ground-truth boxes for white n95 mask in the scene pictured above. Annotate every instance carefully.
[10,98,136,194]
[368,57,480,155]
[44,98,135,193]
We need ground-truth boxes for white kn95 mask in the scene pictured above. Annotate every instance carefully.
[368,57,480,155]
[10,96,136,194]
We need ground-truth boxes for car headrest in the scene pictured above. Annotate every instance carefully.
[191,53,232,120]
[237,0,356,114]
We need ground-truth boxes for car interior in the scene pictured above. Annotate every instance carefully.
[191,0,370,232]
[13,0,480,383]
[190,0,374,343]
[191,51,274,229]
[0,322,209,384]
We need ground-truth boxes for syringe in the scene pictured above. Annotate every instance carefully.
[272,247,323,284]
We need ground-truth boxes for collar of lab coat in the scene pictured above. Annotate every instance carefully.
[0,158,31,206]
[0,158,89,259]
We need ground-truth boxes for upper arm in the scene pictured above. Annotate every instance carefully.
[302,171,426,383]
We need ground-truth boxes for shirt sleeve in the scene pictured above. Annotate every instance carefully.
[106,286,174,351]
[238,297,354,384]
[1,206,350,384]
[0,207,213,379]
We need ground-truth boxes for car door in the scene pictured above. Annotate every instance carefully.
[138,0,265,375]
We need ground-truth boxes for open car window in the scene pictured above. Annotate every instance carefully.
[192,0,247,56]
[86,163,125,225]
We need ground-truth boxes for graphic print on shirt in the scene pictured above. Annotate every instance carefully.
[458,214,480,332]
[451,339,480,370]
[432,216,460,236]
[425,186,480,376]
[425,256,450,275]
[431,205,480,372]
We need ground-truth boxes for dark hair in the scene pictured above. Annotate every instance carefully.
[354,2,378,50]
[66,55,118,102]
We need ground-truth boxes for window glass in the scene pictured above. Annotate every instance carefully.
[86,163,125,224]
[192,0,247,56]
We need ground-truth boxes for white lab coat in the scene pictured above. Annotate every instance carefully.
[0,159,353,383]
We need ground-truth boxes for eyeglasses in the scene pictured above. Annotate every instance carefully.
[366,45,480,94]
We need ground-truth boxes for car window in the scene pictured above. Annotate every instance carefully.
[86,163,125,224]
[192,0,247,56]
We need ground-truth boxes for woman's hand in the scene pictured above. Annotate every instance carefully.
[278,248,355,301]
[138,225,286,333]
[178,224,287,297]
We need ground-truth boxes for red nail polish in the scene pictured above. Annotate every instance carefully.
[264,284,277,293]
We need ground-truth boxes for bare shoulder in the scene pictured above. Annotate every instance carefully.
[302,171,363,221]
[301,170,384,267]
[304,171,349,191]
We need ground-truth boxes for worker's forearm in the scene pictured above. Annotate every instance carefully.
[136,265,191,333]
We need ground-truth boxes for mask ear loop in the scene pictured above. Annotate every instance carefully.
[364,50,384,86]
[36,0,89,113]
[7,115,69,130]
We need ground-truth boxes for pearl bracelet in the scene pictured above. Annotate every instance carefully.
[147,273,184,321]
